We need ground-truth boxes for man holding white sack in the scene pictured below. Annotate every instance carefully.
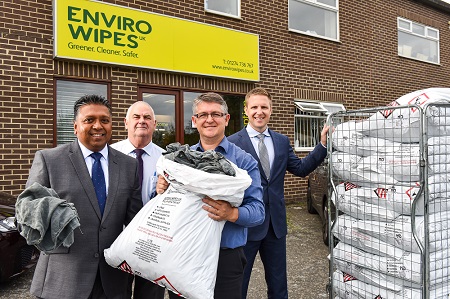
[111,101,166,299]
[156,92,265,299]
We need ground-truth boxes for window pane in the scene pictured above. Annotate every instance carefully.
[183,92,200,146]
[412,23,425,36]
[294,112,326,149]
[398,19,410,30]
[223,94,245,136]
[56,80,107,146]
[289,0,338,40]
[143,93,176,149]
[427,28,438,39]
[398,31,439,63]
[317,0,336,7]
[206,0,239,16]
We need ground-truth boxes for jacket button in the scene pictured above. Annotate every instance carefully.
[94,253,99,258]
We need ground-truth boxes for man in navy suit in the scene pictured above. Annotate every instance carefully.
[228,87,330,299]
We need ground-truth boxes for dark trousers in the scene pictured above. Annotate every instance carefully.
[168,246,247,299]
[242,224,288,299]
[89,270,108,299]
[129,275,166,299]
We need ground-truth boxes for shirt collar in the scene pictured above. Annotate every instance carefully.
[123,139,155,155]
[193,136,229,154]
[246,125,270,138]
[78,140,109,160]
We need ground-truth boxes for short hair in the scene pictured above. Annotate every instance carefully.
[74,95,112,120]
[125,101,155,120]
[245,87,273,106]
[192,92,228,114]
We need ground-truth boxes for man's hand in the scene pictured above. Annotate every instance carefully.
[156,175,169,194]
[320,124,332,147]
[202,196,239,222]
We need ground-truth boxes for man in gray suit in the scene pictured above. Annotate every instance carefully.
[26,95,142,299]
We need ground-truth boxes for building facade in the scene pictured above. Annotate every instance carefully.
[1,0,450,200]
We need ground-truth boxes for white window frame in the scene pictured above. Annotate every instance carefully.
[397,17,440,64]
[205,0,241,19]
[288,0,339,42]
[56,79,109,146]
[294,100,345,151]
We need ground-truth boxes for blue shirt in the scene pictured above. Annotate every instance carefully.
[192,136,265,249]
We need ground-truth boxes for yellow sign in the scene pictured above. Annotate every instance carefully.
[54,0,259,81]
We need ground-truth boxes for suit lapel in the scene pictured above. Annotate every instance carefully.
[104,146,119,220]
[68,141,102,220]
[239,129,259,159]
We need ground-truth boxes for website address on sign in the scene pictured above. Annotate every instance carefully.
[211,64,254,73]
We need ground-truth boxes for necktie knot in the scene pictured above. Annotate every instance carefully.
[256,133,265,141]
[134,148,145,158]
[91,152,103,162]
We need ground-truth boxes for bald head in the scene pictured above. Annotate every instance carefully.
[124,101,157,148]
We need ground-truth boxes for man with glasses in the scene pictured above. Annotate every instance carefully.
[157,92,265,299]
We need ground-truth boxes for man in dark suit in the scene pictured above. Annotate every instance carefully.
[228,87,329,299]
[26,95,142,299]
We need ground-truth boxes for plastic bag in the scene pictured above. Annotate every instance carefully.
[104,155,251,299]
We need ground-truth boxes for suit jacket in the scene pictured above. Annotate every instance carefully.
[26,140,142,299]
[228,128,326,241]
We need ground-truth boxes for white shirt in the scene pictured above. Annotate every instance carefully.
[111,139,165,205]
[246,125,275,169]
[78,140,109,196]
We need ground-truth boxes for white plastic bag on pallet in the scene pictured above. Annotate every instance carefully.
[332,121,402,157]
[104,156,252,299]
[333,242,450,286]
[331,152,398,188]
[332,269,421,299]
[359,88,450,143]
[333,182,423,216]
[428,136,450,174]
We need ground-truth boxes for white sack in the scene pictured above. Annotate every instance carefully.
[428,174,450,199]
[332,214,416,257]
[428,136,450,174]
[333,242,449,286]
[358,145,421,182]
[332,189,400,221]
[104,156,252,299]
[359,88,450,143]
[331,152,398,188]
[332,121,402,157]
[332,269,421,299]
[333,182,424,216]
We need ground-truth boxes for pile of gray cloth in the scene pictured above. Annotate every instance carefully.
[15,182,81,253]
[164,142,236,176]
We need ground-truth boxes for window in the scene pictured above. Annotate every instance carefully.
[140,88,245,149]
[397,17,439,64]
[289,0,339,41]
[205,0,240,18]
[56,80,109,146]
[294,100,345,150]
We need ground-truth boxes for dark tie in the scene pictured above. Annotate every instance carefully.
[256,134,271,180]
[134,149,145,188]
[90,152,107,216]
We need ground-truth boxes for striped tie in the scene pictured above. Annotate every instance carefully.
[256,134,270,180]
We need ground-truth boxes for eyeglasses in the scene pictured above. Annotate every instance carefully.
[194,112,226,120]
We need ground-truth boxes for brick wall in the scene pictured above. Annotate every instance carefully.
[1,0,450,201]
